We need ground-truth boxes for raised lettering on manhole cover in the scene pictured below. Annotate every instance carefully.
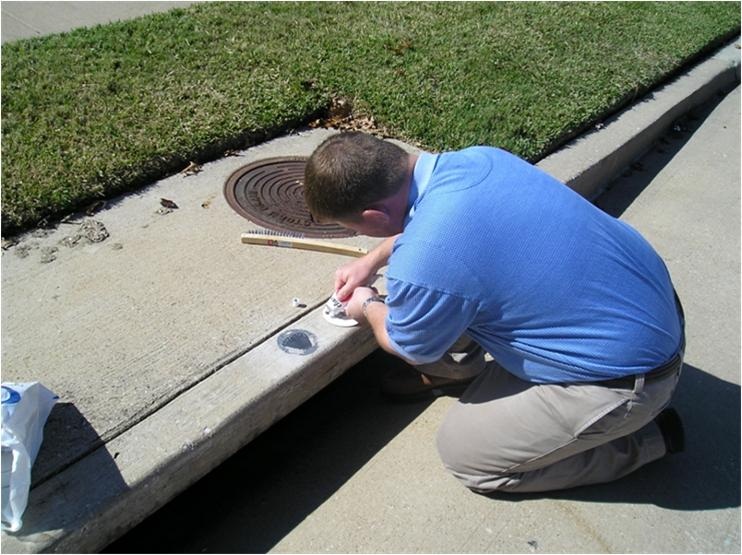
[224,157,355,239]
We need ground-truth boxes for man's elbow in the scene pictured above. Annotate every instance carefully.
[369,316,423,366]
[378,339,423,366]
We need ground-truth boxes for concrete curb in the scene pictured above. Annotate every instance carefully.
[2,37,740,554]
[538,37,741,199]
[4,311,377,553]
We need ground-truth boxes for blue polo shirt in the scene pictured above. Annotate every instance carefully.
[384,146,683,383]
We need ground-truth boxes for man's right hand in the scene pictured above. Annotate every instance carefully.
[334,234,400,301]
[334,257,378,302]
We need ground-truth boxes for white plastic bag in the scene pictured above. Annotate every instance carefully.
[1,382,57,532]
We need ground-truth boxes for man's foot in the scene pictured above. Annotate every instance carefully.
[381,366,475,401]
[655,407,685,454]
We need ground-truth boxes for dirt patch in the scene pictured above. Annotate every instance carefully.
[14,244,32,258]
[40,246,58,264]
[309,97,390,138]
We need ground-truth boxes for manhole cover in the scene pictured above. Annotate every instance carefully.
[224,157,356,239]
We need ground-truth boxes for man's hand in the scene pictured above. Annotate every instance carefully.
[335,234,400,301]
[335,259,378,302]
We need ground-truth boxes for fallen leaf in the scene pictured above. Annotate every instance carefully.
[181,161,202,176]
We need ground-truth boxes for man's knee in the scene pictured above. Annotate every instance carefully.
[436,408,507,491]
[436,427,515,493]
[437,419,528,493]
[435,411,462,473]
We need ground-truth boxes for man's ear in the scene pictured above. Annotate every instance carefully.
[360,207,391,227]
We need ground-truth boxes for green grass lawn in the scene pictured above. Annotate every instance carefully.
[1,1,739,235]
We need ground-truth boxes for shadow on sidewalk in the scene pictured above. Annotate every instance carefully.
[595,87,732,219]
[105,350,435,553]
[104,359,739,553]
[6,403,129,538]
[33,402,108,485]
[486,363,741,511]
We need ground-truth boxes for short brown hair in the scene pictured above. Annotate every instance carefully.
[304,132,409,221]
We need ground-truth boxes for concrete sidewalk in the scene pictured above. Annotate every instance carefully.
[1,6,739,552]
[1,1,197,43]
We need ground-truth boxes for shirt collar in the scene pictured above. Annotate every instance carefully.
[405,152,438,226]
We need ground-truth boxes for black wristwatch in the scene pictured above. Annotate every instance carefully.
[361,295,385,317]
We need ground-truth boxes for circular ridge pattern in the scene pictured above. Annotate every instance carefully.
[224,157,356,239]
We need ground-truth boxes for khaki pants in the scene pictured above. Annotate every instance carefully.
[436,360,681,493]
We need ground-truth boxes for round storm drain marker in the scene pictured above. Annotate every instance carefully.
[277,329,319,355]
[224,157,356,239]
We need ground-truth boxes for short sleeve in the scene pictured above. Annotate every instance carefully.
[384,277,480,364]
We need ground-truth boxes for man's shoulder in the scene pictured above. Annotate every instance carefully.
[438,145,499,168]
[431,146,532,190]
[440,145,520,164]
